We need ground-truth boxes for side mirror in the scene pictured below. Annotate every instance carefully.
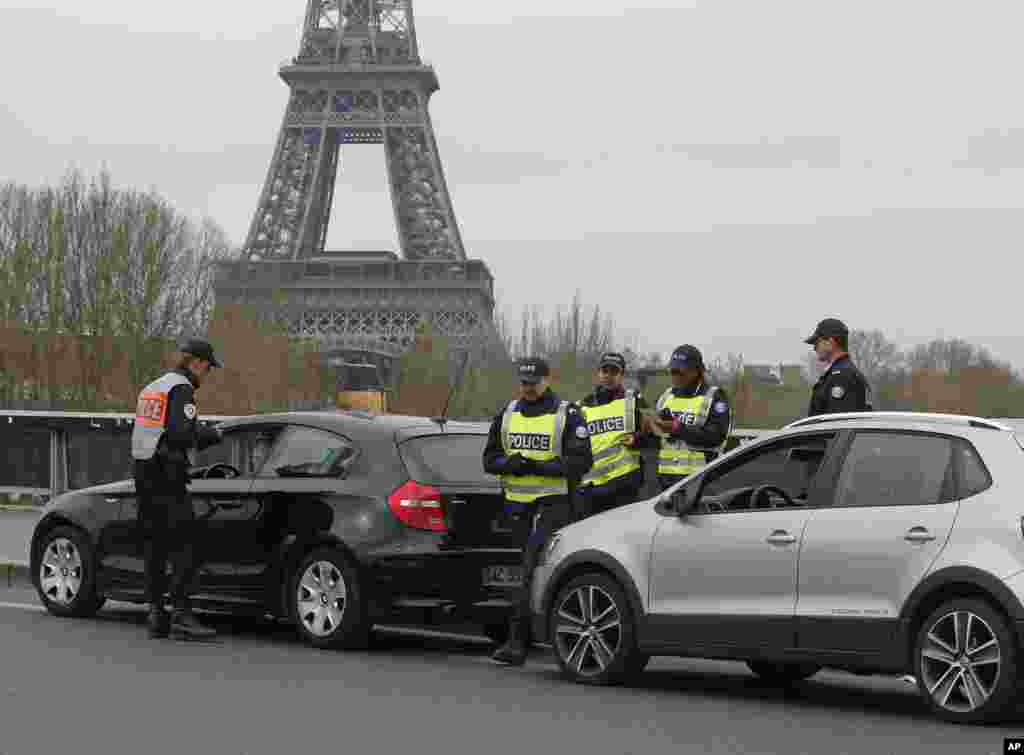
[669,485,699,517]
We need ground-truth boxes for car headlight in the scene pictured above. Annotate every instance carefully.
[540,534,562,566]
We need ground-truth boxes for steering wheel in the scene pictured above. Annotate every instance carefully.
[202,463,241,480]
[751,485,795,509]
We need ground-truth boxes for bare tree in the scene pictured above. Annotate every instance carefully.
[0,170,235,407]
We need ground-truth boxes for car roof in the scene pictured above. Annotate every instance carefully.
[220,410,489,441]
[784,412,1015,434]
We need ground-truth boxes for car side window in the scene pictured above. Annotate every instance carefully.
[834,432,955,508]
[956,440,992,499]
[698,433,836,512]
[258,426,357,478]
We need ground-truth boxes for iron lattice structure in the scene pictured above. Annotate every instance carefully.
[217,0,502,377]
[244,0,464,262]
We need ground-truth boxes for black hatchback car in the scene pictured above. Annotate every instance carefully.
[29,411,527,648]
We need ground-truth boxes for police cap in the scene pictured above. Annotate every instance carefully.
[804,318,849,345]
[179,338,223,368]
[598,352,627,371]
[516,357,550,384]
[669,344,704,370]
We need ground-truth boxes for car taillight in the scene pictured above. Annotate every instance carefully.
[388,480,447,532]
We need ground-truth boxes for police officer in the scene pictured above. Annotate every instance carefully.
[577,352,655,517]
[132,338,224,640]
[483,357,592,666]
[648,345,733,490]
[805,318,872,416]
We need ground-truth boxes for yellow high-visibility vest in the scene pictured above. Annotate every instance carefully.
[655,387,728,478]
[580,390,641,488]
[499,400,570,503]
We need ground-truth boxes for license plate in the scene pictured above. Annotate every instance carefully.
[482,565,523,588]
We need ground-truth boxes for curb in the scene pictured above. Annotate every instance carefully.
[1,562,31,588]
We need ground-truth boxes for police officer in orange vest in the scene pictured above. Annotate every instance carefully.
[131,339,224,640]
[482,357,592,666]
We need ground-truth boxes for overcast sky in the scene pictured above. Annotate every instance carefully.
[2,0,1022,366]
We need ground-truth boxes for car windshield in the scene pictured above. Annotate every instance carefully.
[399,434,495,486]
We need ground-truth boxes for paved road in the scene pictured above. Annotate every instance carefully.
[0,588,1020,755]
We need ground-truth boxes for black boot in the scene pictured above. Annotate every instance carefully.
[491,619,530,666]
[147,608,170,639]
[170,606,216,641]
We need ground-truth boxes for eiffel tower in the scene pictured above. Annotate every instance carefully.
[214,0,501,386]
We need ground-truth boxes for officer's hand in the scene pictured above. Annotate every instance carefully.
[651,417,674,433]
[505,454,527,474]
[622,433,637,447]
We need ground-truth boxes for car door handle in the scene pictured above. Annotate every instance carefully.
[765,530,797,546]
[904,527,936,543]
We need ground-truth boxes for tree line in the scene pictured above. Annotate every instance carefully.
[2,171,1021,425]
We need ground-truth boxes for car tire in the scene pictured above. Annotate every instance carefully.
[914,598,1018,725]
[549,572,648,686]
[289,546,371,651]
[34,525,105,618]
[746,661,820,684]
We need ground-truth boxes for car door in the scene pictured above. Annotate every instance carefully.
[239,425,359,597]
[648,432,839,651]
[109,425,277,596]
[795,430,960,655]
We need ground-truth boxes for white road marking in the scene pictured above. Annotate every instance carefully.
[0,600,44,612]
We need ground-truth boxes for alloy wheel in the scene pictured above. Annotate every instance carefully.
[554,585,622,677]
[919,609,1001,714]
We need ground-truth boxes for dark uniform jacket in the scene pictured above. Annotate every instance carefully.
[579,385,656,497]
[483,389,593,503]
[134,368,222,488]
[808,356,872,417]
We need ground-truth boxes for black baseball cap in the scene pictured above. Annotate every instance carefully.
[180,338,223,368]
[804,318,849,345]
[598,352,626,371]
[669,344,704,370]
[516,357,550,384]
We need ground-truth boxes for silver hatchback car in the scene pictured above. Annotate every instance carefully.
[530,412,1024,725]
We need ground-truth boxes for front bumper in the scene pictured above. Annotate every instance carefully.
[528,562,556,643]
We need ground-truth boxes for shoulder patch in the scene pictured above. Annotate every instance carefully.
[575,425,589,439]
[713,401,728,414]
[183,403,197,420]
[830,386,845,400]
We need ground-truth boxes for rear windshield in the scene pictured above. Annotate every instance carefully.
[398,434,496,486]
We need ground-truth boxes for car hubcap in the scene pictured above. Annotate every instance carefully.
[297,561,347,638]
[40,537,83,606]
[554,585,622,677]
[920,610,1001,714]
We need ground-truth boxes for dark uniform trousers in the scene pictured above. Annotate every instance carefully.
[513,494,573,623]
[135,459,200,609]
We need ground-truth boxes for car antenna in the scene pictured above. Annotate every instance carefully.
[435,351,471,428]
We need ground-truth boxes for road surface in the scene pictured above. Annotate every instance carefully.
[0,586,1020,755]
